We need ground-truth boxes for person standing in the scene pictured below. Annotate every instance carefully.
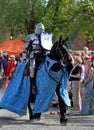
[4,55,17,90]
[69,56,83,111]
[0,51,5,89]
[81,57,94,115]
[82,47,91,59]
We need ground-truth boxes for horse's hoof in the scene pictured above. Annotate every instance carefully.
[29,115,33,120]
[60,118,68,126]
[29,115,41,121]
[30,117,41,121]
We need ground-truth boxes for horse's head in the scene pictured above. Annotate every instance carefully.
[49,36,72,66]
[57,36,72,66]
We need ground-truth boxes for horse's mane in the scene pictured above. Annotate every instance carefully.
[48,41,60,61]
[48,36,70,61]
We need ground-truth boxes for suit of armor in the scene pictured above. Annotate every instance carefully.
[22,23,46,78]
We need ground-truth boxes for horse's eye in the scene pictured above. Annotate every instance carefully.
[64,54,67,57]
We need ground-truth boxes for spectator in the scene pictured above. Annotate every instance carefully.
[0,51,5,89]
[91,54,94,68]
[69,56,83,111]
[2,51,8,76]
[82,47,91,59]
[80,58,85,103]
[4,55,17,90]
[81,57,94,115]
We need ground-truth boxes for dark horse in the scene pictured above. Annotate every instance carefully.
[28,36,73,124]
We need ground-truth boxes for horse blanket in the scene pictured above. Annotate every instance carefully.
[33,56,71,114]
[0,63,30,115]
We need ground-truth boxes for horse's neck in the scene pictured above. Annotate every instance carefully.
[48,53,60,61]
[48,43,60,61]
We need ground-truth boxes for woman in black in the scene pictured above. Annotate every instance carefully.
[69,55,82,111]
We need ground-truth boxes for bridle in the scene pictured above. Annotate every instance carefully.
[56,44,67,66]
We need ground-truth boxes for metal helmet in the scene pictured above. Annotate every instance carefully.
[35,23,45,35]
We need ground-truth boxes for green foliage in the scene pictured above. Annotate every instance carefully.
[0,0,47,41]
[0,0,94,43]
[76,0,94,40]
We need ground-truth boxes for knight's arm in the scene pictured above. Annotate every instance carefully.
[23,35,33,52]
[22,34,33,60]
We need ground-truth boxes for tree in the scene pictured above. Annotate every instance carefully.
[42,0,94,41]
[0,0,94,44]
[0,0,47,41]
[76,0,94,40]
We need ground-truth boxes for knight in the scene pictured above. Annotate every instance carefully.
[22,23,53,83]
[22,23,53,119]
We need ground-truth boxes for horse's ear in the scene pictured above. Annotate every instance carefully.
[64,37,69,48]
[59,36,62,43]
[55,36,62,50]
[64,37,69,41]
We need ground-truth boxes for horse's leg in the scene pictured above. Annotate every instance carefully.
[28,77,41,120]
[33,113,41,120]
[28,100,33,120]
[28,77,34,120]
[56,84,68,125]
[31,77,41,120]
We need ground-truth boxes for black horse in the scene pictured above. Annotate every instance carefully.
[28,36,73,124]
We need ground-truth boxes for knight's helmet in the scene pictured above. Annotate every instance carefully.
[35,23,45,35]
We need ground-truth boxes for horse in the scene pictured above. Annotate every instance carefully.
[28,36,73,124]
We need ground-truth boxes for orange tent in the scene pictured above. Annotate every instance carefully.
[0,39,24,57]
